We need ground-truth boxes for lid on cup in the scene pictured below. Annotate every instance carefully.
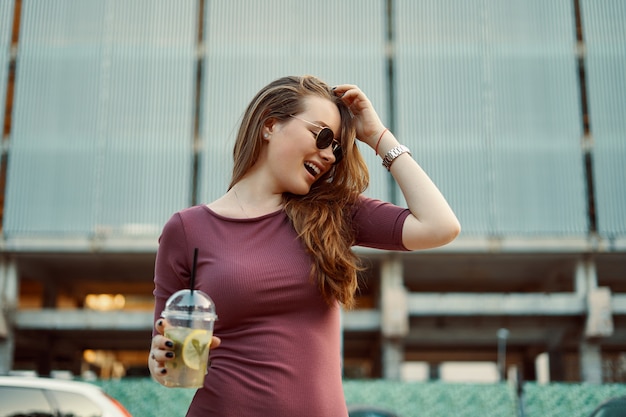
[162,289,217,320]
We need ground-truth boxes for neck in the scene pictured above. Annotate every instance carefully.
[230,181,283,217]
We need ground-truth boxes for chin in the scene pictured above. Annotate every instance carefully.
[290,183,313,196]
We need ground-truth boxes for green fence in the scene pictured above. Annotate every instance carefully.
[95,378,626,417]
[522,382,626,417]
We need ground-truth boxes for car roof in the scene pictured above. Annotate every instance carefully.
[0,376,104,394]
[589,396,626,416]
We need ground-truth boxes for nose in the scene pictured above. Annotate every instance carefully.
[319,145,336,164]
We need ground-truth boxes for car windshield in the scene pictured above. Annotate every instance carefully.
[592,401,626,417]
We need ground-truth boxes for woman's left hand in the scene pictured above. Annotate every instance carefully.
[332,84,386,148]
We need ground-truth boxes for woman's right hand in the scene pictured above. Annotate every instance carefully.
[148,318,221,384]
[148,319,174,383]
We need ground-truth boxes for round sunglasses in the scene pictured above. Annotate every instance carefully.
[290,115,343,164]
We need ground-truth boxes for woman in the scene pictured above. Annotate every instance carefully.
[149,75,460,416]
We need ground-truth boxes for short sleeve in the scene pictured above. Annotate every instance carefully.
[351,196,411,251]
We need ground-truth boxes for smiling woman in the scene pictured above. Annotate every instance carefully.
[147,75,460,417]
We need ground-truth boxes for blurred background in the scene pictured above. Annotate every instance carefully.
[0,0,624,410]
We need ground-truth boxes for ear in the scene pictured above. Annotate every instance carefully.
[262,117,278,139]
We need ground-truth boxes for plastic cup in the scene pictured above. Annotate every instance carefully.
[161,289,217,388]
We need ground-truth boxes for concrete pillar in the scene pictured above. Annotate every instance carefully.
[381,339,404,380]
[380,255,408,380]
[575,257,596,296]
[380,255,408,338]
[0,258,18,374]
[580,340,602,384]
[576,257,611,382]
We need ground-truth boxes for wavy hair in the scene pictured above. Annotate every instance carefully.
[229,75,369,308]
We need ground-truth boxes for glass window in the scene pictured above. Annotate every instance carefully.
[593,402,626,417]
[52,390,102,417]
[0,386,55,417]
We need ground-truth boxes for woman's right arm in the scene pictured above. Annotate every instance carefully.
[149,213,220,385]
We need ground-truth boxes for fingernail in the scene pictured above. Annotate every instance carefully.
[165,341,174,348]
[157,319,163,327]
[331,86,337,90]
[165,352,174,358]
[160,368,167,374]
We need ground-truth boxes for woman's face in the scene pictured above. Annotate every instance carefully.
[265,95,341,195]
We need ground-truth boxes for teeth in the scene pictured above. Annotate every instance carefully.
[304,162,320,176]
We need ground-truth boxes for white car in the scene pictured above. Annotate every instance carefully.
[0,375,132,417]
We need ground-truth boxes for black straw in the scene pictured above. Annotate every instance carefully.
[190,247,198,295]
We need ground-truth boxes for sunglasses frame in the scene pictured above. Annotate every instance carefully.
[290,115,343,164]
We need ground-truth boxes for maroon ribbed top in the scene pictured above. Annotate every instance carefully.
[153,196,410,417]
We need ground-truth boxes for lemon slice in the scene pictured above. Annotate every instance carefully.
[181,329,212,370]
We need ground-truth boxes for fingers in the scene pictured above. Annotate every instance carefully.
[332,84,359,96]
[150,319,174,376]
[333,84,385,146]
[332,84,366,109]
[149,318,221,379]
[154,317,166,335]
[211,335,221,349]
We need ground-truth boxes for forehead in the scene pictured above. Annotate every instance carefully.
[300,96,341,132]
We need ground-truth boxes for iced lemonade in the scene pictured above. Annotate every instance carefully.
[164,326,213,388]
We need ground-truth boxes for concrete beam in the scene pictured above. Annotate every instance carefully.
[14,294,626,333]
[0,236,158,253]
[15,310,153,330]
[407,293,587,316]
[342,309,380,331]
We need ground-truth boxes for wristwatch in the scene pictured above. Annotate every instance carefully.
[382,145,411,171]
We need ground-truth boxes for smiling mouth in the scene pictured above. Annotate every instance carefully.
[304,162,321,177]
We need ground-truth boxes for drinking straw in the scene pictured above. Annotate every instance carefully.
[190,247,199,295]
[187,248,199,325]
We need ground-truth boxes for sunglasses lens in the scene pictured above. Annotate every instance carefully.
[316,128,343,164]
[333,147,343,164]
[315,128,334,149]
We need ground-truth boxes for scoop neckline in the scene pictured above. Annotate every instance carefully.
[201,204,285,222]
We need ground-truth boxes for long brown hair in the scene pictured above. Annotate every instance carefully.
[229,75,369,308]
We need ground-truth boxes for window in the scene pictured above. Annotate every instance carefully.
[51,390,102,417]
[0,386,55,417]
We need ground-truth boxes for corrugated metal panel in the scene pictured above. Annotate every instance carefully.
[198,0,388,204]
[395,0,587,236]
[0,0,13,133]
[3,0,197,238]
[581,0,626,237]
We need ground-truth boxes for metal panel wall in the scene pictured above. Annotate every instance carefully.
[0,0,13,134]
[581,0,626,238]
[395,0,587,236]
[3,0,197,239]
[198,0,388,204]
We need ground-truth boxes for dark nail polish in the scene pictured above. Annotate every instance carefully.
[165,341,174,348]
[160,368,167,374]
[165,352,174,358]
[157,319,163,327]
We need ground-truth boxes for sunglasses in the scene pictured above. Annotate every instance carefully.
[290,115,343,164]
